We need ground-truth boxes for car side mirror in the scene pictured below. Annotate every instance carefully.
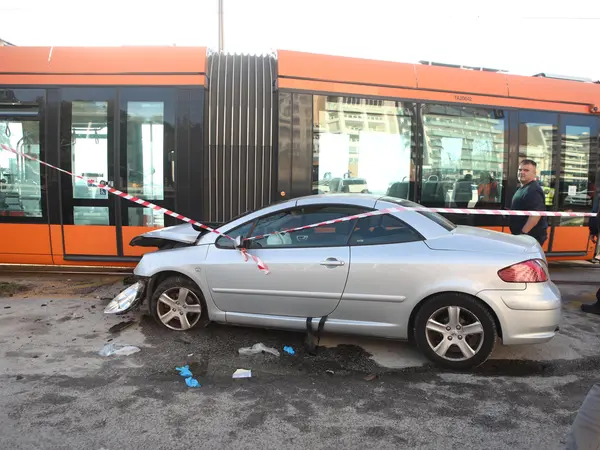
[234,236,248,249]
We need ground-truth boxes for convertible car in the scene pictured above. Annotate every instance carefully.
[105,194,561,370]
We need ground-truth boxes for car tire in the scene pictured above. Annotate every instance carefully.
[150,276,207,332]
[414,293,497,370]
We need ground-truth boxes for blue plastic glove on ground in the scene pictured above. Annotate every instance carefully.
[176,365,193,377]
[185,377,200,388]
[283,346,295,355]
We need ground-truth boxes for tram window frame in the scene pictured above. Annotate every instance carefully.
[0,89,48,224]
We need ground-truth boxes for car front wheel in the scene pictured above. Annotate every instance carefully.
[150,276,207,331]
[414,293,497,370]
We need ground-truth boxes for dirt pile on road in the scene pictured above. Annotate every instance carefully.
[0,273,126,299]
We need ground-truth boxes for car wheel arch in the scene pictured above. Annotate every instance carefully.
[408,291,503,342]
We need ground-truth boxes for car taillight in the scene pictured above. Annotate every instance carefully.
[498,259,548,283]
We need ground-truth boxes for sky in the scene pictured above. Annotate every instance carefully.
[2,0,600,79]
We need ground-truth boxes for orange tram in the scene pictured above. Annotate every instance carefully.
[1,45,599,268]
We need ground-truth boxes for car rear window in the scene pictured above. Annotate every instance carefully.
[417,210,457,232]
[380,196,457,231]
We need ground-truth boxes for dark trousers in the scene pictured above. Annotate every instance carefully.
[566,383,600,449]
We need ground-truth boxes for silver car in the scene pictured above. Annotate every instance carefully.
[106,194,561,370]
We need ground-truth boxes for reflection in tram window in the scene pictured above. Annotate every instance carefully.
[421,105,506,209]
[73,206,109,225]
[128,207,164,227]
[71,101,109,201]
[0,120,42,217]
[559,125,595,227]
[519,120,556,208]
[312,95,415,200]
[126,102,165,200]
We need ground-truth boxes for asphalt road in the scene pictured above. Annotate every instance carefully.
[0,271,599,450]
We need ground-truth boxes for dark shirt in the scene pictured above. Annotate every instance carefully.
[509,180,548,238]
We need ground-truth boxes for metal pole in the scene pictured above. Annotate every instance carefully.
[218,0,224,52]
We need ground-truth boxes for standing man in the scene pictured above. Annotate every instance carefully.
[589,191,600,264]
[509,159,548,246]
[580,204,600,315]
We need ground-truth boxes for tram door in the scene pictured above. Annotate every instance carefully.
[58,87,177,261]
[551,114,599,255]
[59,88,119,258]
[517,111,598,256]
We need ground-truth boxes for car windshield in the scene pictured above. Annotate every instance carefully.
[381,196,457,231]
[212,199,292,231]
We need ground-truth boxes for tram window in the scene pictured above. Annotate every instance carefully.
[71,101,109,201]
[518,119,556,209]
[558,124,594,226]
[312,95,415,200]
[74,206,109,225]
[128,207,165,227]
[421,104,506,210]
[126,102,168,201]
[0,120,42,218]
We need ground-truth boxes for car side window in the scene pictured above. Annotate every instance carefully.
[215,221,255,249]
[349,214,423,246]
[249,205,369,249]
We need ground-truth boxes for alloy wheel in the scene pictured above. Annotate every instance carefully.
[424,305,484,361]
[156,287,203,331]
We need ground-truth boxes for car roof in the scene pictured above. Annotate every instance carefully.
[293,193,383,203]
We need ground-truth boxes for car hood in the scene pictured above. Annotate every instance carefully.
[129,223,201,247]
[425,225,542,256]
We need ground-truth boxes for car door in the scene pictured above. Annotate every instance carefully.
[336,213,430,336]
[203,204,368,318]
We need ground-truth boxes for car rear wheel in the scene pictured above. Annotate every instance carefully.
[150,276,206,331]
[414,293,497,370]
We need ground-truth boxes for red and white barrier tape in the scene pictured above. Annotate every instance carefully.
[0,143,270,274]
[240,249,270,274]
[246,206,596,242]
[2,144,595,274]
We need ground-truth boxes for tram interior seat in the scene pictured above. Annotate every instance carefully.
[421,180,449,203]
[387,181,410,199]
[453,179,473,203]
[387,179,452,204]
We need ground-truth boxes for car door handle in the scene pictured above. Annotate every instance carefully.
[320,258,345,267]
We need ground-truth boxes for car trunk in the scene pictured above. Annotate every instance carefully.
[424,225,543,256]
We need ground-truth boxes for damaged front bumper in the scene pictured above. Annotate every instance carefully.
[104,279,148,315]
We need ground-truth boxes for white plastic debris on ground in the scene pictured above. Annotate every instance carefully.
[99,343,141,357]
[238,343,280,357]
[232,369,252,379]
